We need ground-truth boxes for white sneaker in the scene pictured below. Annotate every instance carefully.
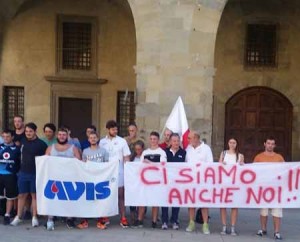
[161,222,168,230]
[32,216,39,227]
[47,220,55,231]
[172,222,179,230]
[10,216,22,226]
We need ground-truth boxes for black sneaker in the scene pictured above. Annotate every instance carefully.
[3,215,10,225]
[66,219,75,229]
[137,220,144,228]
[10,210,17,218]
[274,232,283,240]
[132,220,143,228]
[256,229,267,236]
[152,221,157,229]
[23,210,32,220]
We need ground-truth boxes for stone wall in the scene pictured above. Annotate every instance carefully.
[213,0,300,160]
[0,0,136,135]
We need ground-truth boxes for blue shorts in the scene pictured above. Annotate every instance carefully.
[17,172,36,194]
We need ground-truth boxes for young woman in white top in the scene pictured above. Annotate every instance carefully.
[219,138,244,236]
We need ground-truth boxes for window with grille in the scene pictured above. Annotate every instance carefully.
[62,22,92,70]
[57,15,97,75]
[3,86,24,130]
[245,24,277,67]
[117,91,135,137]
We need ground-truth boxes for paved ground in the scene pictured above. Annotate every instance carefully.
[0,208,299,242]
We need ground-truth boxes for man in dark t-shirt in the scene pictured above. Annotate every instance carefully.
[10,122,47,227]
[12,115,26,146]
[161,133,186,230]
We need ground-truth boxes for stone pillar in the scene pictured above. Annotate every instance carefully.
[128,0,227,144]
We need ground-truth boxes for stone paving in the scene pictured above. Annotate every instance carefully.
[0,208,299,242]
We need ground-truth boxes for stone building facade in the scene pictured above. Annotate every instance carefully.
[0,0,299,162]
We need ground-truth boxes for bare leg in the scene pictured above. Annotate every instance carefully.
[138,207,145,221]
[152,207,158,222]
[231,208,238,226]
[31,193,37,217]
[220,208,227,225]
[118,187,125,218]
[17,193,28,218]
[188,208,195,222]
[260,215,268,231]
[273,216,281,233]
[5,199,14,215]
[201,208,209,223]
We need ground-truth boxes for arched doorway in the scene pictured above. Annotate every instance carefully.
[225,86,292,162]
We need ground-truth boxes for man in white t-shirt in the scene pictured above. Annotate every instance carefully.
[99,120,131,228]
[139,131,167,228]
[185,130,213,235]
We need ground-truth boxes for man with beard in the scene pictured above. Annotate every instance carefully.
[254,137,284,240]
[13,115,26,146]
[124,123,144,154]
[10,123,47,227]
[99,120,131,228]
[159,128,173,150]
[44,127,81,230]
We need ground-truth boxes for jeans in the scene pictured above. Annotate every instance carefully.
[161,207,180,224]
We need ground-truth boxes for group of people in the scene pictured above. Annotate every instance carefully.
[0,115,284,240]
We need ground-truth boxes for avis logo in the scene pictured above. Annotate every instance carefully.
[44,180,111,201]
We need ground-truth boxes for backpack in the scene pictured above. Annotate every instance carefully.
[195,208,204,224]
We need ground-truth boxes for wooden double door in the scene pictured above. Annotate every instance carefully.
[225,87,292,163]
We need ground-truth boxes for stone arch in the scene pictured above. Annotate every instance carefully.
[212,0,300,160]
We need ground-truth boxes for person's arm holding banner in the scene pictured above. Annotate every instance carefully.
[219,151,226,165]
[122,140,131,163]
[73,146,82,160]
[45,145,51,155]
[238,154,245,165]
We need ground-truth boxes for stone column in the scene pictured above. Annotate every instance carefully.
[128,0,227,144]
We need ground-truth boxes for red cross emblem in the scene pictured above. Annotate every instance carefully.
[3,152,10,159]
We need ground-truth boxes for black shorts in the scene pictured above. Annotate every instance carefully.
[0,174,18,200]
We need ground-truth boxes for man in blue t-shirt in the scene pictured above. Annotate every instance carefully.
[0,129,20,225]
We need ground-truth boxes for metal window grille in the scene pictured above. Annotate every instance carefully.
[3,86,24,130]
[117,91,135,137]
[245,24,277,67]
[62,22,92,70]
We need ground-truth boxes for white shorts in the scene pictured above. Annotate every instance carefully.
[260,208,283,218]
[118,171,124,187]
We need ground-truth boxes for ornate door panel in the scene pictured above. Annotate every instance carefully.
[225,87,292,162]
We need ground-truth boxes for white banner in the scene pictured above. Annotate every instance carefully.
[36,156,119,217]
[125,162,300,208]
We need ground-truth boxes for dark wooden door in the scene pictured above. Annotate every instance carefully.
[58,97,92,141]
[225,87,292,163]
